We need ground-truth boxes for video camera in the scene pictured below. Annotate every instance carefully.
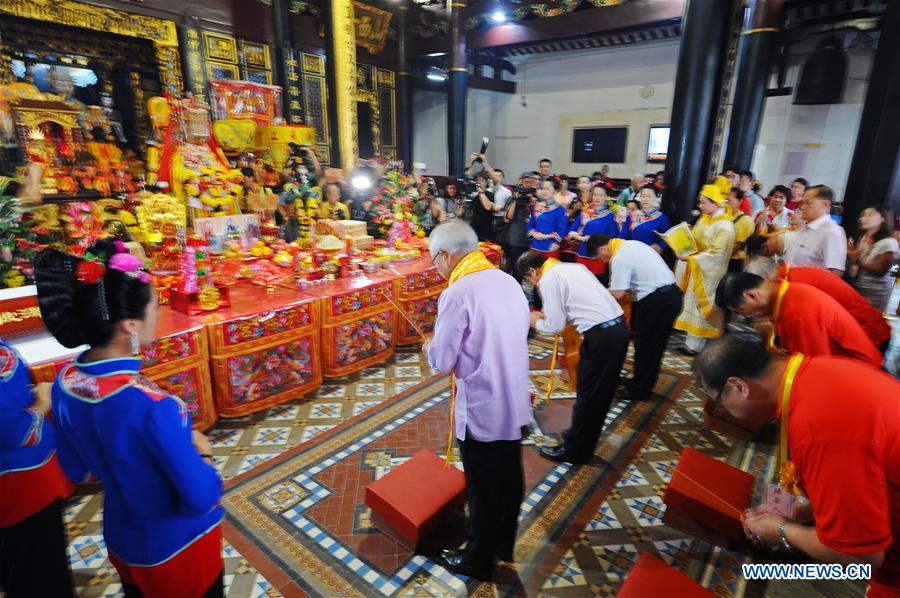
[456,176,480,197]
[513,183,537,206]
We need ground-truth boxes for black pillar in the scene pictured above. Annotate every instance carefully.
[723,0,783,169]
[842,0,900,233]
[664,0,738,223]
[272,0,299,122]
[447,1,468,177]
[323,1,342,169]
[397,3,413,169]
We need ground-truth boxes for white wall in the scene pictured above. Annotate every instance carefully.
[413,41,678,178]
[412,34,873,197]
[751,41,874,199]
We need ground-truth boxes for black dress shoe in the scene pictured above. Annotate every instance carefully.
[437,549,493,581]
[615,387,650,401]
[496,548,514,563]
[540,445,588,465]
[676,345,698,357]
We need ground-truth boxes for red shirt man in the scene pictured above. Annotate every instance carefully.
[779,264,891,350]
[774,282,883,367]
[786,356,900,594]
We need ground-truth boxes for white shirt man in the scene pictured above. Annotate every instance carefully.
[607,240,676,301]
[593,237,682,401]
[534,263,623,334]
[787,212,847,274]
[520,254,628,465]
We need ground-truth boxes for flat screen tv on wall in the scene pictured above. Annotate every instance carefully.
[647,125,670,162]
[572,127,627,163]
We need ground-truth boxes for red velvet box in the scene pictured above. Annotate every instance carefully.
[663,448,753,547]
[365,449,466,551]
[617,552,714,597]
[169,285,231,316]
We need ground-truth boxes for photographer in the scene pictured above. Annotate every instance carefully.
[502,172,539,278]
[283,143,323,185]
[459,172,492,242]
[437,181,464,223]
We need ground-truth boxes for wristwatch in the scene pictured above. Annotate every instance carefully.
[778,521,793,552]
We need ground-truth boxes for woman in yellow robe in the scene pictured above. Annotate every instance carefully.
[674,181,735,354]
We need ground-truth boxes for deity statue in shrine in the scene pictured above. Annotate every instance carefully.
[100,92,128,145]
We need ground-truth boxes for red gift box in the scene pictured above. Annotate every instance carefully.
[365,449,466,551]
[663,448,753,547]
[617,552,714,597]
[170,285,231,316]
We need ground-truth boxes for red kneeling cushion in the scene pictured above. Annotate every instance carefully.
[617,552,714,597]
[663,447,753,543]
[365,449,466,548]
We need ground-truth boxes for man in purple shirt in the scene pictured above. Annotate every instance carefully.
[425,220,532,581]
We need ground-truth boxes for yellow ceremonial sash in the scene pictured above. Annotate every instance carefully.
[700,209,731,227]
[607,238,624,258]
[536,257,564,404]
[777,353,805,495]
[443,249,497,464]
[447,249,496,285]
[767,279,790,354]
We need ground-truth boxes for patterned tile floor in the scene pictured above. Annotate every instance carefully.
[60,335,868,597]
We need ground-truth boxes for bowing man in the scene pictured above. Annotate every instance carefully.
[694,338,899,597]
[716,271,883,368]
[518,251,628,465]
[745,257,891,354]
[589,235,682,402]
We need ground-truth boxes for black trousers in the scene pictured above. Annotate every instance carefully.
[457,432,524,576]
[564,319,630,461]
[627,284,682,398]
[0,498,74,598]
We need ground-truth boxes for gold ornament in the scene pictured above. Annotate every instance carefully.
[198,285,222,311]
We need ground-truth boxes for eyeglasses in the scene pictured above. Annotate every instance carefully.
[709,382,727,415]
[431,251,443,265]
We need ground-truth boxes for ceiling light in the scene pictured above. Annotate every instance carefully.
[490,10,507,23]
[426,66,447,81]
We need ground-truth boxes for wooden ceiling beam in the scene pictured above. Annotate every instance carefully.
[411,0,684,56]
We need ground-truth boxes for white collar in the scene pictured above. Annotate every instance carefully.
[805,213,832,230]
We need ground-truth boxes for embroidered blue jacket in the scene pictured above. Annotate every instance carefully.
[570,210,619,257]
[528,203,568,252]
[624,210,670,251]
[52,354,223,566]
[0,338,53,475]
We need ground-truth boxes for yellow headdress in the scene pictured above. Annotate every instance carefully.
[700,176,731,206]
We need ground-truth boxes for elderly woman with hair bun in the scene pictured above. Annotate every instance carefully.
[34,240,224,598]
[622,187,669,253]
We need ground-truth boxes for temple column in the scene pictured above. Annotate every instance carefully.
[664,0,738,223]
[842,0,900,231]
[447,1,468,177]
[324,1,358,171]
[271,0,302,123]
[723,0,784,169]
[397,2,413,169]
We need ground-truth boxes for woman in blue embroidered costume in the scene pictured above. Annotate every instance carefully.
[0,340,75,597]
[567,185,617,275]
[623,187,670,252]
[35,240,224,598]
[527,179,569,258]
